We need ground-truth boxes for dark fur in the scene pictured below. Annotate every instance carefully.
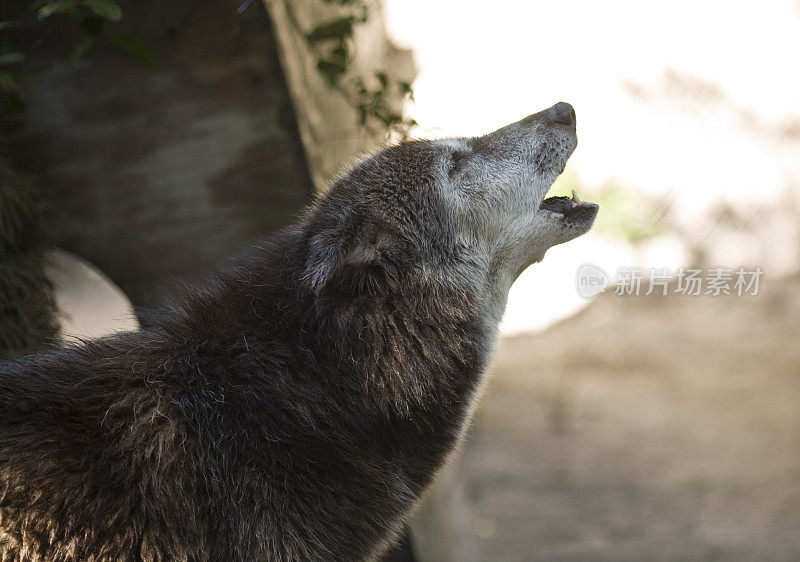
[0,141,494,561]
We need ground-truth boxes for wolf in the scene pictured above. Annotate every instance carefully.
[0,102,597,561]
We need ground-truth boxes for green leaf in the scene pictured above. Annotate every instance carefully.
[331,39,349,64]
[317,59,346,85]
[0,20,25,31]
[106,34,163,70]
[0,72,17,89]
[68,36,94,64]
[398,80,414,101]
[81,0,122,21]
[307,17,354,42]
[354,76,368,95]
[375,71,388,91]
[37,0,79,19]
[381,114,402,127]
[0,52,26,66]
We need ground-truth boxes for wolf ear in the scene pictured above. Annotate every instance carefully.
[304,225,395,297]
[305,229,346,295]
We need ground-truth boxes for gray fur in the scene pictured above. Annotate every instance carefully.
[0,103,596,561]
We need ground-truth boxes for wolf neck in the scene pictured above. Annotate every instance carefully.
[306,271,497,410]
[196,229,504,425]
[178,226,498,423]
[296,272,498,489]
[170,228,503,550]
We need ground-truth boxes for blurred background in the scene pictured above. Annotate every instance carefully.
[1,0,798,560]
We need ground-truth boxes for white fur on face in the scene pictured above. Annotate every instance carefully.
[435,109,589,300]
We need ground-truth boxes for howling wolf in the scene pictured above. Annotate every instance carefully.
[0,102,597,561]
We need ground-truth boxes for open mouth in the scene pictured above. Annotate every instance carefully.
[539,189,599,221]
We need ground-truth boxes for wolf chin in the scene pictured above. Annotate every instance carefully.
[0,102,597,561]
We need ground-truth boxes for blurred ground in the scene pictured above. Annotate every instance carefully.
[434,275,800,561]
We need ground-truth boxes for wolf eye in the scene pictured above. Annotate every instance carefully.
[449,151,469,178]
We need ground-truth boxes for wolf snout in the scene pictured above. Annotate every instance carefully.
[546,102,576,126]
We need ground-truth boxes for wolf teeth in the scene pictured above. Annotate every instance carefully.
[571,189,581,207]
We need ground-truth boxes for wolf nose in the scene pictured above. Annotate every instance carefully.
[547,102,576,125]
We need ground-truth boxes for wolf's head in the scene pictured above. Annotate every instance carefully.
[303,102,598,307]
